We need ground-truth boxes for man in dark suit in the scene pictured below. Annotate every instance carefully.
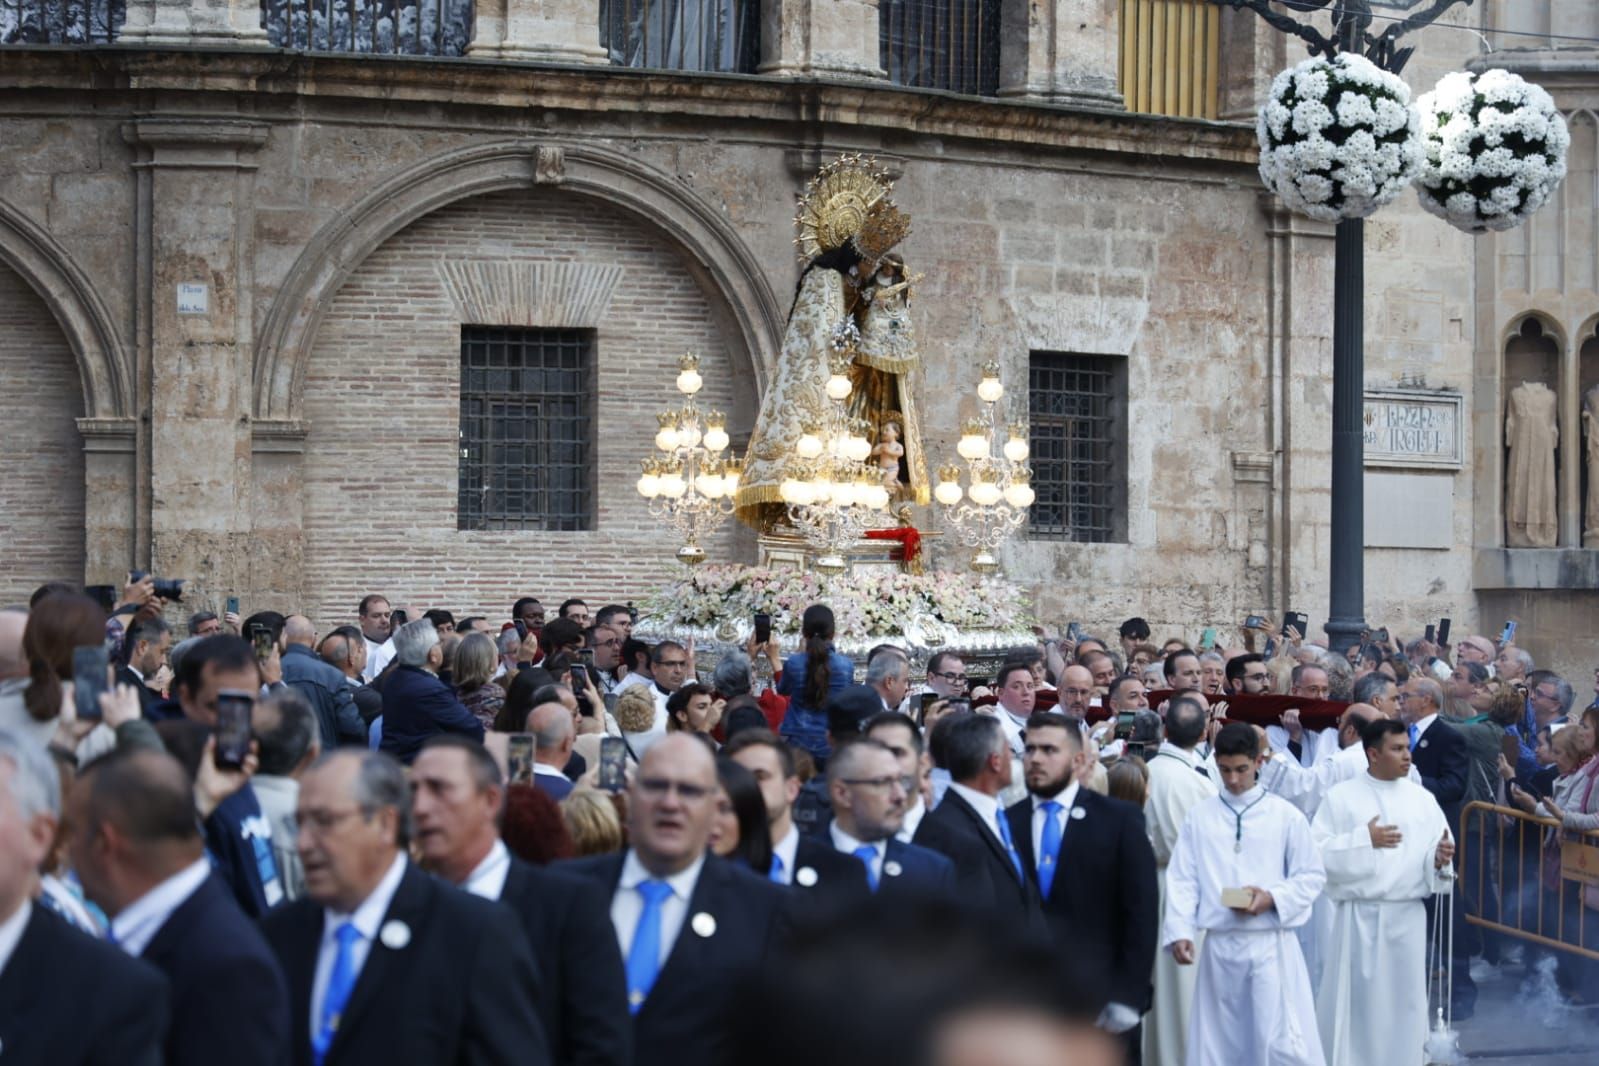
[119,615,170,717]
[0,731,171,1066]
[912,713,1040,921]
[262,749,548,1066]
[528,701,578,801]
[1401,675,1476,1017]
[824,737,955,900]
[560,733,788,1066]
[67,746,291,1066]
[1006,712,1158,1061]
[413,736,629,1066]
[726,729,870,913]
[378,619,484,764]
[281,615,365,747]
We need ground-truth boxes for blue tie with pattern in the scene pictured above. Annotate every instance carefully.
[1037,800,1064,899]
[994,808,1024,881]
[852,844,880,891]
[625,881,673,1014]
[1408,723,1420,750]
[768,853,785,884]
[313,922,361,1066]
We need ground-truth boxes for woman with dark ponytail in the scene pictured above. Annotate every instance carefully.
[776,604,855,764]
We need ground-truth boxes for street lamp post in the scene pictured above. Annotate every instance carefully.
[1214,0,1474,652]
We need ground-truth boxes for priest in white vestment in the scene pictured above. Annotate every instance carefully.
[1142,697,1218,1066]
[1163,722,1327,1066]
[1311,718,1454,1066]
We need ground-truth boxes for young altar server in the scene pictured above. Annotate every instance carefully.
[1311,718,1454,1066]
[1163,722,1327,1066]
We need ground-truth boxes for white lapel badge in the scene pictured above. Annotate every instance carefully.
[691,912,717,938]
[379,919,411,950]
[884,860,903,878]
[1070,807,1087,821]
[796,866,819,887]
[1420,740,1429,749]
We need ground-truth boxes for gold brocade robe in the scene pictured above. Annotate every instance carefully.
[734,267,929,530]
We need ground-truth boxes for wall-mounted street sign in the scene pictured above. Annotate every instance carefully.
[1362,388,1464,470]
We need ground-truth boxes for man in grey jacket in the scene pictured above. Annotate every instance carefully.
[279,614,364,746]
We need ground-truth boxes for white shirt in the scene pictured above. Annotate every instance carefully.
[111,857,210,957]
[609,850,704,967]
[1030,782,1080,859]
[829,823,884,884]
[310,853,408,1031]
[770,824,800,885]
[362,637,395,683]
[896,797,927,844]
[532,761,569,782]
[0,900,31,978]
[461,840,512,902]
[948,782,1006,846]
[1412,713,1438,740]
[997,707,1028,756]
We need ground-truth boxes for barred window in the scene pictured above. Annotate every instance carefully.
[458,328,595,532]
[879,0,1001,96]
[600,0,759,73]
[1027,352,1127,543]
[262,0,473,56]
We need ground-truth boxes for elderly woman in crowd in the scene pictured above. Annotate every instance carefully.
[452,632,504,731]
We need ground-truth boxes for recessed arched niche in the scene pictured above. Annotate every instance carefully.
[1581,319,1599,547]
[1503,315,1561,548]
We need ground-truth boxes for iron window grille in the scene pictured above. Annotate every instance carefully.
[458,327,595,532]
[1027,351,1127,543]
[262,0,472,55]
[600,0,759,73]
[1,0,123,42]
[879,0,1001,97]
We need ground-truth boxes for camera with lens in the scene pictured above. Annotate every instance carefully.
[130,570,186,602]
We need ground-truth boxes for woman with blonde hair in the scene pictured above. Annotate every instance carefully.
[1106,754,1150,808]
[562,788,624,857]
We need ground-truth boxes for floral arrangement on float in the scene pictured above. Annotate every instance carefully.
[1257,52,1422,223]
[1256,50,1570,235]
[1413,69,1571,233]
[634,564,1033,657]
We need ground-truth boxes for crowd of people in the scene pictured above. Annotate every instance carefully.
[2,574,1598,1066]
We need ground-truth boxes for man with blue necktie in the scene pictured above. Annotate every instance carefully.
[261,750,547,1066]
[825,738,954,899]
[911,713,1040,922]
[560,733,787,1066]
[1006,713,1158,1063]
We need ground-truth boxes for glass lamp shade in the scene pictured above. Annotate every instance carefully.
[957,434,988,461]
[846,436,872,463]
[977,376,1004,403]
[722,465,741,495]
[679,422,703,449]
[934,480,964,506]
[1003,483,1036,508]
[863,483,891,510]
[812,476,834,504]
[703,426,730,452]
[676,368,703,395]
[779,477,801,504]
[832,480,858,508]
[654,427,678,451]
[1003,436,1030,463]
[825,374,853,400]
[797,433,824,459]
[789,480,816,506]
[659,472,687,498]
[695,472,724,498]
[968,480,1002,507]
[637,472,660,498]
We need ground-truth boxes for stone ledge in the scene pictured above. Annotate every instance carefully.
[1473,547,1599,590]
[0,48,1259,169]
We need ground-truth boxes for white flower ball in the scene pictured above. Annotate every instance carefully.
[1414,67,1570,232]
[1256,51,1421,222]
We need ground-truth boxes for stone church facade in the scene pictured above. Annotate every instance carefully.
[0,1,1595,674]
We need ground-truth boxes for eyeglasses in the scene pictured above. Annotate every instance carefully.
[932,671,968,684]
[592,638,621,648]
[637,778,711,801]
[656,659,688,669]
[1243,671,1269,682]
[294,807,370,834]
[841,775,915,792]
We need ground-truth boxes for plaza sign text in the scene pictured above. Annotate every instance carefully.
[1362,388,1463,470]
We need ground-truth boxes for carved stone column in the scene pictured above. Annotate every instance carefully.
[122,119,270,611]
[119,0,269,46]
[469,0,608,63]
[999,0,1124,108]
[760,0,885,78]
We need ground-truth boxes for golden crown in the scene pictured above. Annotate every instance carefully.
[793,154,895,262]
[851,200,912,271]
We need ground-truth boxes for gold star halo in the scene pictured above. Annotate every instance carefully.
[793,154,895,262]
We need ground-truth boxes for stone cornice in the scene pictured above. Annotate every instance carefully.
[0,48,1260,170]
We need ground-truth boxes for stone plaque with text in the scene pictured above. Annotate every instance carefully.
[1362,389,1463,470]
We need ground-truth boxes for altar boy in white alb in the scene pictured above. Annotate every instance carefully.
[1311,717,1454,1066]
[1163,722,1327,1066]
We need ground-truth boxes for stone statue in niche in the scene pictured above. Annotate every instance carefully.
[1584,385,1599,547]
[1505,380,1559,548]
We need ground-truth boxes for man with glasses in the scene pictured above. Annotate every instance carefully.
[1527,669,1574,729]
[826,737,954,899]
[263,750,548,1064]
[623,641,692,757]
[865,710,933,841]
[924,650,968,701]
[727,730,870,915]
[586,623,627,696]
[1224,653,1272,697]
[564,733,787,1066]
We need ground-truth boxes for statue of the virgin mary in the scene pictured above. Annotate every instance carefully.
[734,156,930,529]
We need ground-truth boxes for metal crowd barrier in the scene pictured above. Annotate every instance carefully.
[1459,800,1599,961]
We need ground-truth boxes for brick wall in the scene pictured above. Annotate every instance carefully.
[300,187,754,631]
[0,264,85,604]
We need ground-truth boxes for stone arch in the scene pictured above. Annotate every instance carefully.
[0,197,130,418]
[254,140,783,420]
[1500,310,1566,355]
